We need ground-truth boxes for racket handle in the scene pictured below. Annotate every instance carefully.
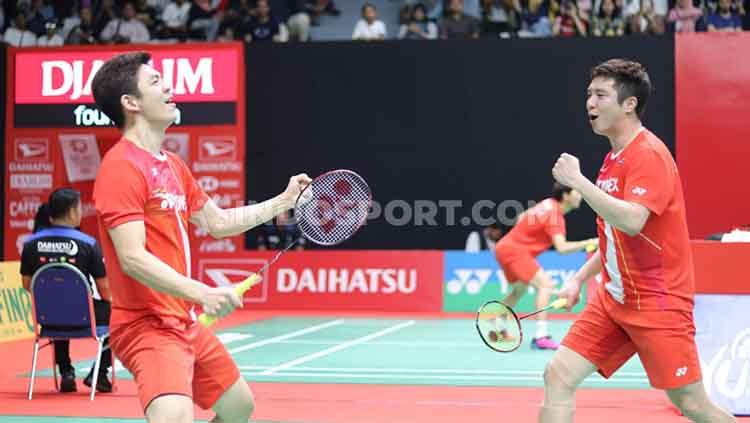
[198,273,262,327]
[550,298,569,309]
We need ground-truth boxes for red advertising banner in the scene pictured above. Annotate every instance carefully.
[4,43,246,261]
[196,251,444,312]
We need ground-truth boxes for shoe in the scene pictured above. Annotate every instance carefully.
[59,367,77,393]
[531,336,560,350]
[488,329,516,343]
[83,371,113,393]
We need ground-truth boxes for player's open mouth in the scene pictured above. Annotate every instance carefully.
[589,115,598,121]
[165,98,175,106]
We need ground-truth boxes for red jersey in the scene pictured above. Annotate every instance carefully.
[497,198,566,258]
[595,128,694,311]
[93,138,209,328]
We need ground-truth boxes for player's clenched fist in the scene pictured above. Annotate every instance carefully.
[200,286,243,318]
[552,153,583,188]
[281,173,312,208]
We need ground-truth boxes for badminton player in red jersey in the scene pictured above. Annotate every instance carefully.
[494,182,597,350]
[541,59,735,422]
[92,52,311,423]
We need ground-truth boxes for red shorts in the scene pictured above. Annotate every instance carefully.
[495,244,541,283]
[562,288,701,390]
[110,316,241,411]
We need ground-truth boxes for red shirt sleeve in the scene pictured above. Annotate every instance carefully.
[624,148,673,216]
[94,158,148,229]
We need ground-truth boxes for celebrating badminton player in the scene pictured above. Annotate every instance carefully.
[92,52,311,423]
[542,59,735,422]
[494,182,597,350]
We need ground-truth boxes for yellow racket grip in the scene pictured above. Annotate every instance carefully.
[198,273,262,327]
[550,298,569,309]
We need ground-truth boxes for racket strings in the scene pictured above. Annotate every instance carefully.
[296,171,371,246]
[476,302,523,352]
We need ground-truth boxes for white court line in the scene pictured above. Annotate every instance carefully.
[260,320,416,375]
[242,371,648,383]
[228,319,344,355]
[237,365,646,377]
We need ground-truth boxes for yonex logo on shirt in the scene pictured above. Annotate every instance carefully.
[153,191,187,212]
[675,366,688,377]
[596,177,619,193]
[631,187,647,196]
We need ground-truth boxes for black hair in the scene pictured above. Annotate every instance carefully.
[551,182,573,201]
[33,188,81,233]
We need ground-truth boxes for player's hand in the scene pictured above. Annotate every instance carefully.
[555,279,582,311]
[281,173,312,208]
[200,286,243,318]
[552,153,584,189]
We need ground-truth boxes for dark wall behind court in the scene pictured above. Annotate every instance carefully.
[246,36,675,250]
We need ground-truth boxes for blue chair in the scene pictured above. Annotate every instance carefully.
[27,262,113,401]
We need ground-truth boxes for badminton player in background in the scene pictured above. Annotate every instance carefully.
[543,59,735,422]
[92,52,311,423]
[494,182,598,350]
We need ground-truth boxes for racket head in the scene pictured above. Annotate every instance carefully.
[475,300,523,353]
[294,169,372,246]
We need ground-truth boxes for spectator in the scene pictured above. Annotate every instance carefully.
[479,0,519,37]
[188,0,221,40]
[707,0,743,30]
[257,210,306,250]
[93,0,118,40]
[514,0,552,36]
[306,0,341,27]
[4,13,38,46]
[158,0,191,39]
[26,0,55,36]
[399,3,438,38]
[352,2,387,40]
[238,0,287,42]
[667,0,702,31]
[65,6,96,44]
[628,0,665,34]
[36,18,63,45]
[553,0,587,35]
[100,2,151,43]
[134,0,160,34]
[286,0,311,41]
[20,188,113,394]
[439,0,481,38]
[590,0,625,35]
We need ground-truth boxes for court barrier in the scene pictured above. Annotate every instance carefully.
[0,261,34,343]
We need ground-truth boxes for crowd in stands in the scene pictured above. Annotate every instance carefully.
[0,0,341,46]
[387,0,748,40]
[0,0,744,47]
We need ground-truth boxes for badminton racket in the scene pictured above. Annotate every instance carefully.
[199,169,372,326]
[475,298,568,352]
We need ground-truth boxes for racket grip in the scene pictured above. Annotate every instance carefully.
[550,298,569,309]
[198,273,262,327]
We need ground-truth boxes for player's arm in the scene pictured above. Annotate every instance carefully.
[108,220,241,317]
[557,250,602,310]
[551,234,598,254]
[553,153,650,236]
[572,178,650,236]
[190,174,311,239]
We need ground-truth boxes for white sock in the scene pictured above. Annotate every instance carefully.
[535,320,548,339]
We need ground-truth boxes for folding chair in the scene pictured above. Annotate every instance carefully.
[27,262,113,401]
